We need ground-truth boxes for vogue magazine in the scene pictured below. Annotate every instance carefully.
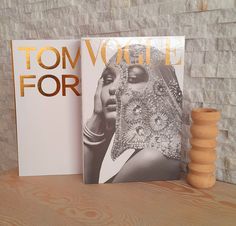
[81,37,185,183]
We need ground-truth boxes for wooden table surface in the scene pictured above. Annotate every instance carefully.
[0,169,235,226]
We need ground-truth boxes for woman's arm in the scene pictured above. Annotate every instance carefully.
[83,139,109,184]
[83,78,110,183]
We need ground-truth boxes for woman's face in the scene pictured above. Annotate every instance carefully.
[101,65,149,125]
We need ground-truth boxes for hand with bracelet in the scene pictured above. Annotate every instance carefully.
[83,78,106,145]
[83,76,116,183]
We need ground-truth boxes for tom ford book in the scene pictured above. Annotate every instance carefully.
[81,37,185,184]
[11,40,82,176]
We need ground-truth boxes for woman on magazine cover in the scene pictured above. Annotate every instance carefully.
[83,44,182,183]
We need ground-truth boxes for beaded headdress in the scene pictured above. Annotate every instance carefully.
[105,44,182,161]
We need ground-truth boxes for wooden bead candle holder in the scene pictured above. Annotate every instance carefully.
[187,108,221,189]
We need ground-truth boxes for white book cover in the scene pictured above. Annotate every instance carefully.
[81,37,185,184]
[11,40,82,176]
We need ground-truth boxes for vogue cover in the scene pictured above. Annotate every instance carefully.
[81,37,185,183]
[12,40,82,176]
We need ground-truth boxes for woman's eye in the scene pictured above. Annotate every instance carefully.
[103,74,114,85]
[128,66,148,84]
[102,68,116,85]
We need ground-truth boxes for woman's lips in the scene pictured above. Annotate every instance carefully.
[106,99,116,111]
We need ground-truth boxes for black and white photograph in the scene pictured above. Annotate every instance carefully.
[82,37,185,184]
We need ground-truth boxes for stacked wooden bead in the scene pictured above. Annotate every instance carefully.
[187,108,221,189]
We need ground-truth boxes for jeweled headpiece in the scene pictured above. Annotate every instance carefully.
[105,44,182,161]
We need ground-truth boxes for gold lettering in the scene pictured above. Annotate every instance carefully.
[86,38,155,66]
[165,38,182,65]
[138,54,143,65]
[114,41,122,65]
[122,39,150,65]
[20,75,36,97]
[85,40,100,66]
[101,39,123,65]
[166,38,171,65]
[146,39,151,65]
[18,47,36,69]
[101,41,107,65]
[62,47,80,69]
[38,75,60,97]
[37,47,60,69]
[62,75,80,96]
[171,48,182,65]
[123,39,151,65]
[123,42,130,65]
